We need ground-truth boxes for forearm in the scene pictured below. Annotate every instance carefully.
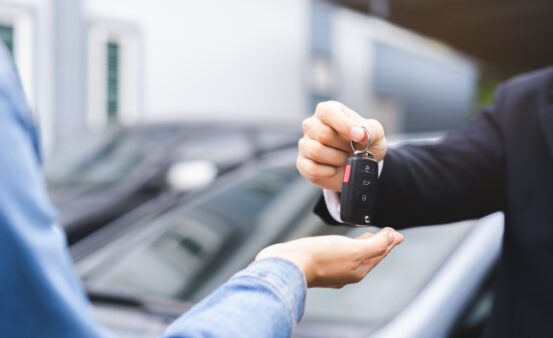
[373,141,504,227]
[164,258,306,338]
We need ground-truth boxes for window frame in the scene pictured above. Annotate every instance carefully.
[86,20,141,130]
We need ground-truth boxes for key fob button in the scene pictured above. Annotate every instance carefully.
[361,163,376,174]
[359,179,372,192]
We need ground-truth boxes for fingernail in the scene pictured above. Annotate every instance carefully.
[350,126,365,141]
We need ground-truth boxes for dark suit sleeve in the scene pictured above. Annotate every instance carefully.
[315,86,507,228]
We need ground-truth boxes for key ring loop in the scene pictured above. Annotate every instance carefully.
[350,126,371,153]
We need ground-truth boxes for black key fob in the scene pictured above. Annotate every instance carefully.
[340,153,379,225]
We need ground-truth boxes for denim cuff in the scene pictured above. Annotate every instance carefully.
[232,258,307,324]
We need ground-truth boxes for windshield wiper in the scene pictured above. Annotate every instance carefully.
[87,289,144,307]
[88,288,192,318]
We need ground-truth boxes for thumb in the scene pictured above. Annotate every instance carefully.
[357,230,395,260]
[351,126,369,143]
[351,118,386,149]
[315,101,363,142]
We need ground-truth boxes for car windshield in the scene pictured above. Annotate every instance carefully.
[77,162,320,300]
[46,127,182,186]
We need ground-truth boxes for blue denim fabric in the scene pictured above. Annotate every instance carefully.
[165,258,306,338]
[0,42,306,338]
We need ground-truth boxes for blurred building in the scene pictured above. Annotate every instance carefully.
[310,2,478,134]
[84,0,310,129]
[0,0,479,153]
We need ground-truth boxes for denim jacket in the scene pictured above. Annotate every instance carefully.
[0,44,305,338]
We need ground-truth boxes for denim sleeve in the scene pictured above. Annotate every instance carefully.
[164,258,307,338]
[0,45,107,338]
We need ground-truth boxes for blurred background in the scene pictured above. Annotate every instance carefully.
[2,0,551,337]
[5,0,551,152]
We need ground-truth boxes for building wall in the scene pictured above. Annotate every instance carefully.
[331,8,478,133]
[84,0,311,126]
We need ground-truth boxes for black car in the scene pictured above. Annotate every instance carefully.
[46,122,300,244]
[71,146,503,338]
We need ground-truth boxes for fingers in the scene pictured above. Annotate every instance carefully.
[356,228,402,260]
[356,231,393,260]
[296,156,337,180]
[315,101,360,142]
[299,100,387,191]
[297,122,349,191]
[361,228,403,267]
[350,118,385,144]
[303,115,351,152]
[377,227,404,246]
[314,101,385,147]
[375,227,404,256]
[298,137,349,167]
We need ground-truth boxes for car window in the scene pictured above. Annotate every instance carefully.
[77,164,318,300]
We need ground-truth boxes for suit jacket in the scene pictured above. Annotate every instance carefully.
[315,66,553,338]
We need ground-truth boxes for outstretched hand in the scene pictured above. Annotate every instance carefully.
[256,228,403,288]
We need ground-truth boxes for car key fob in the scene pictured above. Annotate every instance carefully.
[340,127,378,226]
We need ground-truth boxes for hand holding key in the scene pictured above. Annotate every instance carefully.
[297,101,387,192]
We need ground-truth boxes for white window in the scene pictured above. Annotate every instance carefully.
[87,21,141,129]
[0,23,14,56]
[106,40,120,123]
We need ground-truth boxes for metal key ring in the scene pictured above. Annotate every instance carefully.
[350,126,371,153]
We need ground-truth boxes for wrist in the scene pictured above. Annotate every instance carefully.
[256,246,315,287]
[242,257,307,323]
[286,255,315,287]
